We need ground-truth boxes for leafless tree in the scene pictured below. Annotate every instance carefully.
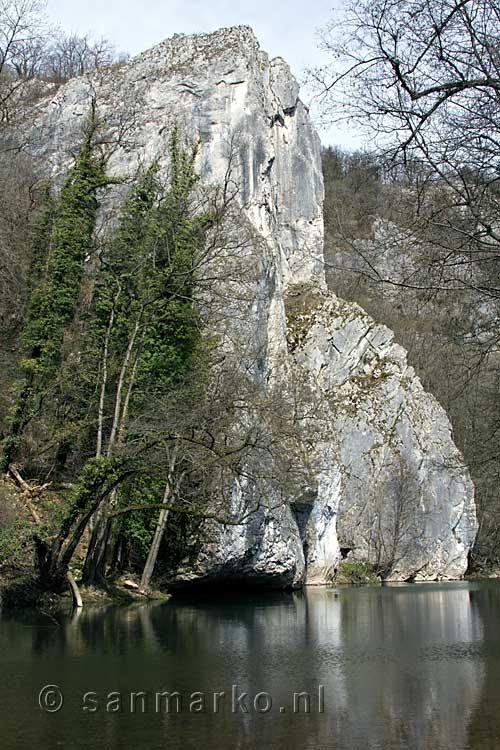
[0,0,47,121]
[313,0,500,566]
[39,32,121,84]
[367,455,419,578]
[0,0,46,75]
[312,0,500,298]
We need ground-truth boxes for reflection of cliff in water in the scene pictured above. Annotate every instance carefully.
[0,584,496,750]
[465,583,500,749]
[305,584,485,750]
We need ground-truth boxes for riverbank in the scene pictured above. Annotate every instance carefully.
[0,568,170,610]
[3,562,500,611]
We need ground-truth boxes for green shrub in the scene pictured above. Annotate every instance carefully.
[336,560,379,584]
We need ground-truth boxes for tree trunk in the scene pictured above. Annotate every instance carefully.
[140,494,170,593]
[107,315,141,456]
[140,447,179,593]
[66,571,83,609]
[82,516,112,586]
[96,290,119,460]
[84,314,143,576]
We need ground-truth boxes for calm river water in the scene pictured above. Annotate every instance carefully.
[1,581,500,749]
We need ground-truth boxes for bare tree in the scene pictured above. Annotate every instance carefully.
[313,0,500,567]
[367,456,419,578]
[0,0,47,75]
[0,0,47,120]
[312,0,500,298]
[39,32,120,84]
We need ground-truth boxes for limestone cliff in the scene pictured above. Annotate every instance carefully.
[27,25,477,584]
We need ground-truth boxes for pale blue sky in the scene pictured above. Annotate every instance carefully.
[45,0,364,149]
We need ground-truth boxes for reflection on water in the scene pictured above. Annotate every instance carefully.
[1,581,500,749]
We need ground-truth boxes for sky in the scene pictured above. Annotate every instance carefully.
[44,0,365,149]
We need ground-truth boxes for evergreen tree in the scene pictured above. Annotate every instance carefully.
[1,107,112,471]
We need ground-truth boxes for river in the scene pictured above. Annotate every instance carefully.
[1,581,499,749]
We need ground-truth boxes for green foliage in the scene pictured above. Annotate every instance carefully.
[81,132,207,562]
[115,475,166,562]
[84,131,205,433]
[22,132,108,378]
[60,456,126,538]
[336,561,379,584]
[25,193,56,298]
[1,112,113,470]
[2,124,212,587]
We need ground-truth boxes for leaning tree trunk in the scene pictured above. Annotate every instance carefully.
[66,571,83,609]
[82,513,113,586]
[38,459,126,595]
[140,493,170,593]
[140,447,179,593]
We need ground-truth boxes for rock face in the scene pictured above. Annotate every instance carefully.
[288,294,477,581]
[28,25,477,584]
